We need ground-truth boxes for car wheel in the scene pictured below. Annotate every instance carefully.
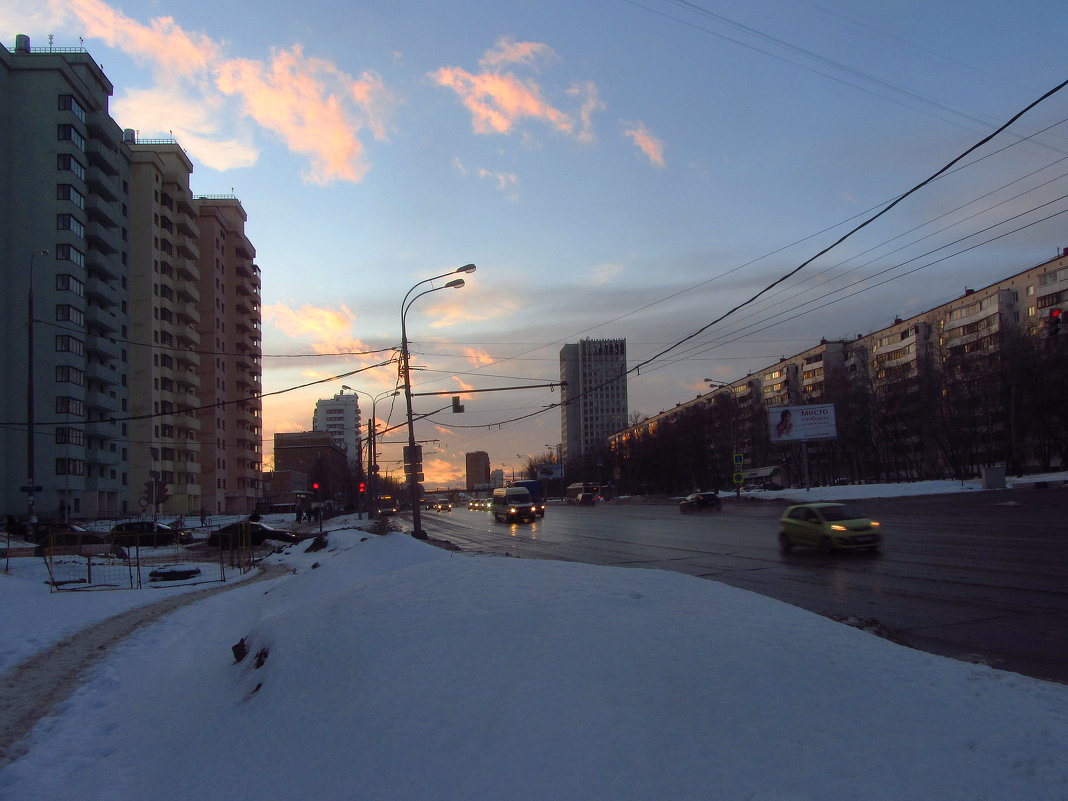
[778,532,792,552]
[819,536,834,555]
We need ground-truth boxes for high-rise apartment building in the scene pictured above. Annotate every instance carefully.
[0,36,130,519]
[196,198,263,514]
[465,451,490,491]
[0,35,262,521]
[559,338,629,468]
[313,391,362,466]
[127,139,203,515]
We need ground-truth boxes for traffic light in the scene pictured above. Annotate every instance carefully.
[358,481,367,494]
[1048,308,1062,337]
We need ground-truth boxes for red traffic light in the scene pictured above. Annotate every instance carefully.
[311,482,320,490]
[358,482,367,493]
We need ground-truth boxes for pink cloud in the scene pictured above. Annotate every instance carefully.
[432,40,601,141]
[67,0,219,77]
[217,47,389,184]
[623,121,666,167]
[479,36,557,69]
[63,0,393,183]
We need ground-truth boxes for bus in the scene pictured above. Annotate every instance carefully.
[565,483,608,503]
[375,495,399,515]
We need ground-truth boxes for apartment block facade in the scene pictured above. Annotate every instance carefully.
[0,36,262,522]
[465,450,490,491]
[196,198,263,515]
[610,250,1068,491]
[559,338,628,472]
[312,391,362,467]
[0,36,131,520]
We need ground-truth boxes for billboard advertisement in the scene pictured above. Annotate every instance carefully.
[768,404,837,443]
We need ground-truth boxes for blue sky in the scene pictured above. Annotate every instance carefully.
[7,0,1068,483]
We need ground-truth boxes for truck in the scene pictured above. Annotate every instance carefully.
[509,480,545,517]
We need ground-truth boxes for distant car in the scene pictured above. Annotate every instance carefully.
[30,522,106,546]
[433,500,453,512]
[778,503,882,553]
[576,493,596,506]
[109,520,190,547]
[679,491,722,513]
[207,521,299,547]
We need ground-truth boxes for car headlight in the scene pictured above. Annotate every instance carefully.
[830,524,848,531]
[870,521,880,527]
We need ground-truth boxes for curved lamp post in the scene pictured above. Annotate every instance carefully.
[341,385,399,520]
[401,264,475,539]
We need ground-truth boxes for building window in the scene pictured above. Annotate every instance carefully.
[55,335,85,355]
[57,185,86,211]
[57,153,86,181]
[57,214,85,239]
[55,365,85,386]
[58,94,87,123]
[55,458,86,476]
[56,274,85,297]
[57,124,86,150]
[55,427,85,446]
[55,243,86,268]
[55,305,85,326]
[56,397,85,416]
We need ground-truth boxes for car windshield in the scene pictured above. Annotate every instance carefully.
[820,505,864,521]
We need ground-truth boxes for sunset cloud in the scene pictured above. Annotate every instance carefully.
[464,347,495,367]
[261,302,388,367]
[622,120,666,167]
[55,0,393,182]
[479,37,558,70]
[431,39,601,142]
[217,47,391,184]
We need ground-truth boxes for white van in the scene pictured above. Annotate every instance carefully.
[491,487,536,523]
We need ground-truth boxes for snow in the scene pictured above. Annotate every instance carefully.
[1,479,1067,800]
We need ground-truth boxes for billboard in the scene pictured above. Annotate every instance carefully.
[768,404,837,443]
[537,463,563,479]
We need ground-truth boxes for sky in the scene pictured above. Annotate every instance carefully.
[5,0,1068,485]
[2,478,1067,800]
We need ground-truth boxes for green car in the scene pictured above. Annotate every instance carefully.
[778,502,882,553]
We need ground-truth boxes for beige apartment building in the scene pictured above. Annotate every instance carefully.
[196,198,263,515]
[126,139,203,515]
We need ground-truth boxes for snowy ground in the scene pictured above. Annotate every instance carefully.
[0,478,1066,800]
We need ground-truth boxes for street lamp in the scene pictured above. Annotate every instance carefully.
[401,264,475,539]
[341,385,399,520]
[26,249,49,528]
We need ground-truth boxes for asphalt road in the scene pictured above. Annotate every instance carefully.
[414,488,1068,684]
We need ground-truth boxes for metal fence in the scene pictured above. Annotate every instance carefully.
[39,536,271,591]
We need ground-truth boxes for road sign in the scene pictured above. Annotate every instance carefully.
[19,485,43,493]
[733,453,744,465]
[733,472,745,485]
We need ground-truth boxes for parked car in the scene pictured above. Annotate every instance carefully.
[109,520,190,547]
[778,503,882,553]
[30,522,107,545]
[679,491,722,513]
[207,521,299,547]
